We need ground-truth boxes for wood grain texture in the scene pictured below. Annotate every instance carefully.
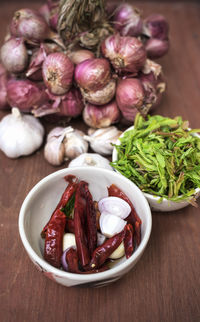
[1,1,200,322]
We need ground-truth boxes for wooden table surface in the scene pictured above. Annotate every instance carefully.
[1,1,200,321]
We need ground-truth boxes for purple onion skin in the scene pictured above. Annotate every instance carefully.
[143,14,169,40]
[0,37,28,74]
[26,44,48,81]
[116,78,144,113]
[42,52,74,95]
[145,38,169,59]
[10,8,50,42]
[80,78,116,106]
[69,49,95,65]
[7,79,47,112]
[83,100,121,128]
[0,64,8,110]
[113,4,143,37]
[58,88,84,117]
[75,58,111,91]
[101,34,146,74]
[39,4,50,23]
[139,73,157,109]
[120,106,138,122]
[47,0,59,30]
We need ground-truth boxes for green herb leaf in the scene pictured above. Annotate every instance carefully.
[61,192,76,218]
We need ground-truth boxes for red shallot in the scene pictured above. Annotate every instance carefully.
[7,79,47,112]
[101,34,146,74]
[48,0,59,31]
[39,3,50,23]
[143,14,169,40]
[42,52,74,95]
[113,4,143,37]
[69,49,95,65]
[57,88,84,118]
[116,78,144,112]
[145,38,169,59]
[0,64,8,110]
[0,37,28,74]
[83,100,120,128]
[80,78,116,106]
[10,8,50,42]
[75,58,111,91]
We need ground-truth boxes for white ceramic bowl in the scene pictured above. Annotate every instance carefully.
[19,167,152,288]
[112,126,200,212]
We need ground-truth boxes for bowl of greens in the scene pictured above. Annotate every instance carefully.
[112,113,200,211]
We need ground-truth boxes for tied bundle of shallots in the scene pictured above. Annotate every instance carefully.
[0,1,169,127]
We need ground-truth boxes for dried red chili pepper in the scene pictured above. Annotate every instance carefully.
[124,224,135,259]
[89,228,126,269]
[82,264,109,274]
[74,181,90,267]
[85,185,97,256]
[135,221,141,247]
[108,184,142,246]
[44,209,66,268]
[42,181,77,236]
[64,247,80,273]
[65,218,75,233]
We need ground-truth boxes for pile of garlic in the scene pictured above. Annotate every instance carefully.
[44,126,88,166]
[0,107,122,168]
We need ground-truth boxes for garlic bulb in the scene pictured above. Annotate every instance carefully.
[0,107,44,158]
[44,126,88,166]
[64,129,88,159]
[84,126,122,155]
[68,153,114,171]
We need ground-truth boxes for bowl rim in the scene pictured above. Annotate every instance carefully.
[112,125,200,202]
[18,167,152,282]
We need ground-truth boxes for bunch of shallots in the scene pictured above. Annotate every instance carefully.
[0,1,169,127]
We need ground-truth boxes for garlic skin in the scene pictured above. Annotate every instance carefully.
[0,107,44,158]
[44,136,65,166]
[84,126,122,155]
[68,153,114,171]
[64,129,88,160]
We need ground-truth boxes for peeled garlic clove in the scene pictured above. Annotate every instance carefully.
[44,137,65,166]
[63,233,76,251]
[84,126,122,155]
[97,232,107,246]
[109,242,125,259]
[0,107,44,158]
[100,211,126,238]
[68,153,113,171]
[98,197,131,219]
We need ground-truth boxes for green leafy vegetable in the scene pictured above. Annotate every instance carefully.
[61,192,76,218]
[111,114,200,203]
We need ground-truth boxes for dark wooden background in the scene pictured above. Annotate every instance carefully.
[1,1,200,322]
